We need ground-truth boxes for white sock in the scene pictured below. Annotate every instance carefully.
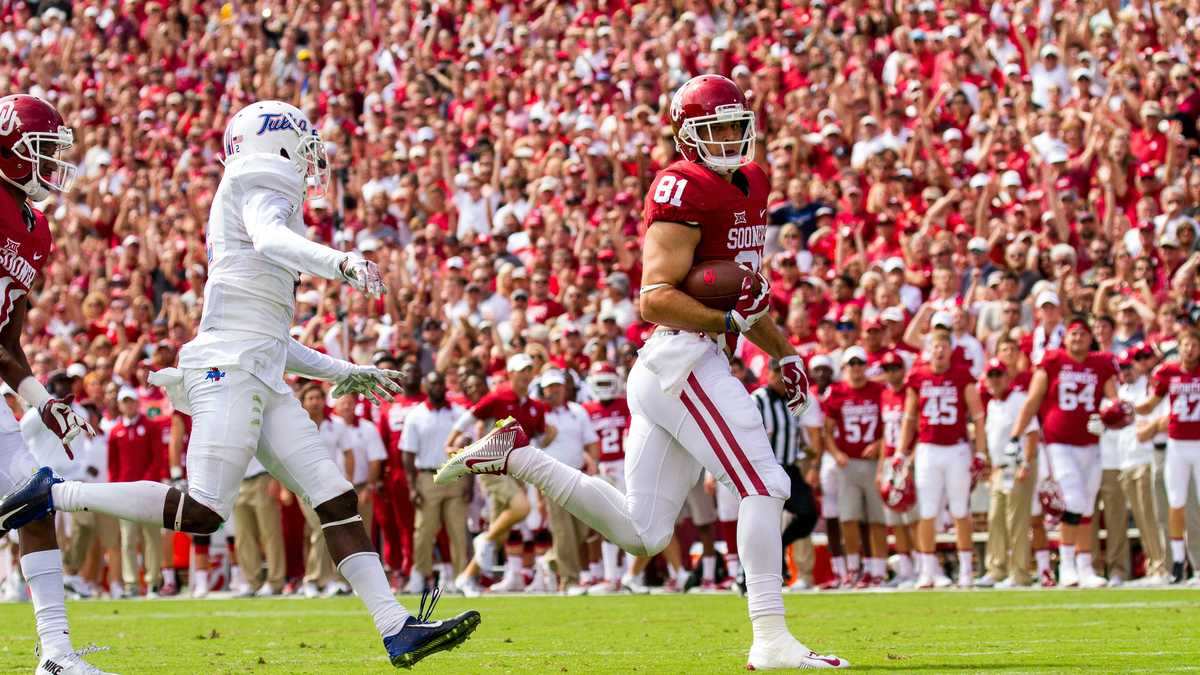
[1077,552,1094,576]
[869,558,886,578]
[589,562,603,580]
[1061,545,1076,569]
[51,481,170,525]
[846,553,861,573]
[898,554,914,579]
[925,553,940,578]
[1036,549,1050,573]
[701,555,716,583]
[1172,538,1186,562]
[507,447,647,552]
[601,542,620,582]
[831,556,846,578]
[21,550,71,654]
[193,569,209,590]
[337,552,410,637]
[163,568,176,587]
[668,563,684,582]
[958,550,973,579]
[738,496,786,621]
[505,556,522,577]
[726,554,741,580]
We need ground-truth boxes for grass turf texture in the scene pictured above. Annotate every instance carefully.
[0,590,1195,673]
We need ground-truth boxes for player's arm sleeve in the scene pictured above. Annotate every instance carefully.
[284,337,354,381]
[242,188,346,279]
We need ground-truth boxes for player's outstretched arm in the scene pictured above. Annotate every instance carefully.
[639,221,728,333]
[285,338,401,404]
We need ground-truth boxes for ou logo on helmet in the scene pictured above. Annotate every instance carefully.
[0,101,19,137]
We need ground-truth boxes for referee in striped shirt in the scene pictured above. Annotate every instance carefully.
[754,360,819,564]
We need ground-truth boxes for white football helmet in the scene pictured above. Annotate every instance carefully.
[587,362,622,401]
[222,100,329,200]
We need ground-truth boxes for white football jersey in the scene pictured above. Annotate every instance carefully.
[178,154,344,393]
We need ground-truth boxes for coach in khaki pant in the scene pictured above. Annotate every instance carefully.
[233,460,286,594]
[1088,436,1130,582]
[402,373,470,587]
[982,362,1038,586]
[538,370,599,590]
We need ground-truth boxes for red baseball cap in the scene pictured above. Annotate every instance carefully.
[985,358,1007,375]
[879,351,903,367]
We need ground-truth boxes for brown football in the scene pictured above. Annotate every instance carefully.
[681,260,759,311]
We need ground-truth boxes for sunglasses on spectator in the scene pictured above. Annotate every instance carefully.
[986,370,1005,378]
[835,321,857,331]
[882,364,902,372]
[847,359,866,367]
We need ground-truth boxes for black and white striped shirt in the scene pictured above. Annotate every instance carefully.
[752,385,801,466]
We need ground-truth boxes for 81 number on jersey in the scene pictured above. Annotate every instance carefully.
[652,176,688,207]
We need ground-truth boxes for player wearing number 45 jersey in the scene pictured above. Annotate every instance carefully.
[1010,318,1118,588]
[436,75,846,670]
[1133,329,1200,584]
[899,329,987,589]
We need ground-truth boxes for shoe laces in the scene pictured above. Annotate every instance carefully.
[37,644,110,673]
[415,586,443,624]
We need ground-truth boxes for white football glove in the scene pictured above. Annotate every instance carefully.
[331,365,403,405]
[1086,413,1104,437]
[39,395,95,459]
[340,255,386,298]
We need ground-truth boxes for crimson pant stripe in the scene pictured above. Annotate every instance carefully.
[687,373,768,495]
[680,390,749,497]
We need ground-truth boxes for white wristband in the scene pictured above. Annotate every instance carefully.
[17,376,51,409]
[170,465,183,480]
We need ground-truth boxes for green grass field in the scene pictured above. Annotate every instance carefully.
[0,589,1197,673]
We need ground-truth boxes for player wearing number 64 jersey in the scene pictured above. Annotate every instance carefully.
[1133,329,1200,583]
[435,74,845,670]
[1009,318,1118,588]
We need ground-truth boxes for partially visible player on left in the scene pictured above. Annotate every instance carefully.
[0,94,112,674]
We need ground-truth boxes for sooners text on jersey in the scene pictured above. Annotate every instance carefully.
[583,397,631,462]
[822,381,884,459]
[1152,362,1200,440]
[0,187,48,332]
[906,364,974,445]
[1039,349,1117,445]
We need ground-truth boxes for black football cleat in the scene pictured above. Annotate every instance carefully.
[0,467,61,535]
[383,587,481,669]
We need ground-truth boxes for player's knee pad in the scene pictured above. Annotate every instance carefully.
[1061,511,1082,525]
[315,490,360,526]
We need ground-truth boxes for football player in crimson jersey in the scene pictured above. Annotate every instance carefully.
[437,75,846,670]
[821,346,888,588]
[899,329,988,589]
[1132,329,1200,584]
[581,363,638,593]
[0,94,117,673]
[877,351,918,587]
[1009,317,1119,588]
[374,363,425,588]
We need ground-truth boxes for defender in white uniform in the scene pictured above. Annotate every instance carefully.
[0,101,479,668]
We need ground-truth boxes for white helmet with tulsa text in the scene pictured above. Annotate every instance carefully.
[587,362,622,401]
[222,100,329,200]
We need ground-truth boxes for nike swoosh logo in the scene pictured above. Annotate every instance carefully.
[464,458,493,469]
[0,506,23,529]
[32,253,42,260]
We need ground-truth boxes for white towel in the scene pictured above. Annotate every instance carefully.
[639,332,713,397]
[147,367,192,416]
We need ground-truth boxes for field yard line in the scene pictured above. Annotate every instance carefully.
[971,600,1200,611]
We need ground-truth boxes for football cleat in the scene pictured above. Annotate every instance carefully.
[0,467,62,535]
[36,644,114,675]
[301,582,321,599]
[620,574,650,595]
[1172,561,1186,585]
[455,573,483,598]
[384,588,481,669]
[817,577,842,591]
[472,533,497,572]
[932,574,953,589]
[585,581,622,596]
[854,573,874,590]
[974,574,998,588]
[490,572,526,594]
[746,634,849,670]
[1040,569,1057,588]
[434,417,528,485]
[1079,571,1107,589]
[915,574,934,590]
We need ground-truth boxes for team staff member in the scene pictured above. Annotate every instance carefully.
[877,351,916,587]
[981,359,1039,587]
[231,458,287,596]
[402,372,469,593]
[109,387,166,596]
[1117,349,1170,585]
[334,395,388,539]
[294,383,348,598]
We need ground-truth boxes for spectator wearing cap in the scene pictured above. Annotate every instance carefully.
[599,273,634,329]
[1112,296,1151,353]
[1023,291,1065,366]
[535,369,598,593]
[961,236,997,293]
[1117,346,1171,585]
[527,271,565,325]
[1131,101,1168,166]
[980,358,1040,587]
[1030,44,1069,109]
[108,387,166,596]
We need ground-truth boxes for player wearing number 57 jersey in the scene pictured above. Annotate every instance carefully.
[1010,318,1118,588]
[1133,329,1200,583]
[899,330,987,589]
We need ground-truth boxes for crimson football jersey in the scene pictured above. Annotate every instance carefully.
[377,394,427,463]
[583,397,631,462]
[1152,362,1200,440]
[822,380,885,459]
[880,384,907,457]
[470,384,547,437]
[906,364,976,445]
[1038,349,1118,445]
[642,159,771,272]
[0,187,50,331]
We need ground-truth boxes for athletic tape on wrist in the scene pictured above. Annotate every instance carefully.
[320,514,363,530]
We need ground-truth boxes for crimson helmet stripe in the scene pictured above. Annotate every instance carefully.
[687,373,768,495]
[680,390,749,497]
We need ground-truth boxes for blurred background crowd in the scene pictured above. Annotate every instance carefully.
[0,0,1198,598]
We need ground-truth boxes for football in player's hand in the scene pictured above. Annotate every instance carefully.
[681,260,761,311]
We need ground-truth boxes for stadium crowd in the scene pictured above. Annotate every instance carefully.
[0,0,1199,598]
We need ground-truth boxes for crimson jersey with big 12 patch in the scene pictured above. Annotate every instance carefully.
[0,187,50,332]
[377,394,427,462]
[906,364,975,445]
[642,159,771,273]
[821,380,885,459]
[1152,362,1200,440]
[1039,349,1118,445]
[583,397,631,462]
[880,384,907,457]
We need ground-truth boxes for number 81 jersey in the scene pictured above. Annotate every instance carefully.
[1151,362,1200,440]
[1039,349,1118,445]
[641,159,771,271]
